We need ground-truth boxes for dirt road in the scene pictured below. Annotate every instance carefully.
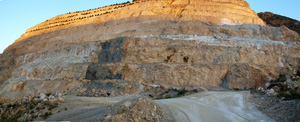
[156,91,275,122]
[46,96,124,121]
[45,91,276,122]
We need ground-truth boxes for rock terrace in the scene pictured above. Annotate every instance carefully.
[16,0,265,43]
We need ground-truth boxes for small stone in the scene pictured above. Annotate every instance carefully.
[22,96,28,103]
[286,79,293,84]
[92,88,96,93]
[257,86,264,92]
[102,91,108,97]
[184,86,193,91]
[264,82,271,89]
[293,81,300,88]
[57,93,63,97]
[273,86,281,92]
[40,104,45,109]
[57,97,64,103]
[146,86,152,91]
[33,98,39,102]
[40,93,46,100]
[266,89,277,96]
[123,101,132,108]
[49,95,55,101]
[105,114,111,120]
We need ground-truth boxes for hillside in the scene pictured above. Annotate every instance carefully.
[258,12,300,35]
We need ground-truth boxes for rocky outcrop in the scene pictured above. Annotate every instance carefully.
[258,12,300,35]
[0,0,300,101]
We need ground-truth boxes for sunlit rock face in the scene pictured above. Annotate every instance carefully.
[1,0,300,101]
[14,0,265,43]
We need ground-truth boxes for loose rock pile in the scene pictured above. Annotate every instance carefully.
[0,93,65,122]
[251,71,300,122]
[105,97,170,122]
[141,84,207,99]
[256,74,300,100]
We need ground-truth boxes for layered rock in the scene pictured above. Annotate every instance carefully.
[1,0,300,101]
[14,0,265,43]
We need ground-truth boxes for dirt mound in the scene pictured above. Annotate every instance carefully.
[258,12,300,35]
[107,97,170,122]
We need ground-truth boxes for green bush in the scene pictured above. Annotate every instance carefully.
[177,90,186,96]
[278,89,300,100]
[45,93,51,97]
[297,70,300,77]
[1,110,23,122]
[42,112,52,119]
[271,74,286,83]
[29,103,34,109]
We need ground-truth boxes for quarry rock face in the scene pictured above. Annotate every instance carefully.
[1,0,300,101]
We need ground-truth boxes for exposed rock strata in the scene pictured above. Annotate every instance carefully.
[0,0,300,101]
[14,0,265,43]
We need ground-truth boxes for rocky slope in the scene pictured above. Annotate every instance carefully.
[1,0,300,101]
[258,12,300,35]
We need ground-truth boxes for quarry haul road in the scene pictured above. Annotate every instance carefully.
[156,91,275,122]
[45,96,124,121]
[46,91,275,122]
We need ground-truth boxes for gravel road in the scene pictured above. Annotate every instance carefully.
[156,91,275,122]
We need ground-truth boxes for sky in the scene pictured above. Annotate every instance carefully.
[0,0,300,54]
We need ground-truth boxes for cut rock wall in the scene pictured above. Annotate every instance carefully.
[1,0,299,101]
[1,18,299,100]
[14,0,265,43]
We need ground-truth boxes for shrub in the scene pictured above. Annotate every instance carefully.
[29,104,34,109]
[177,90,186,96]
[45,93,51,97]
[278,89,300,100]
[42,112,52,119]
[1,110,24,122]
[297,70,300,77]
[271,74,286,83]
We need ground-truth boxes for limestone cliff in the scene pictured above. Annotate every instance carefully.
[13,0,265,43]
[1,0,300,101]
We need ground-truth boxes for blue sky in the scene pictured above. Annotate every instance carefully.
[0,0,299,54]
